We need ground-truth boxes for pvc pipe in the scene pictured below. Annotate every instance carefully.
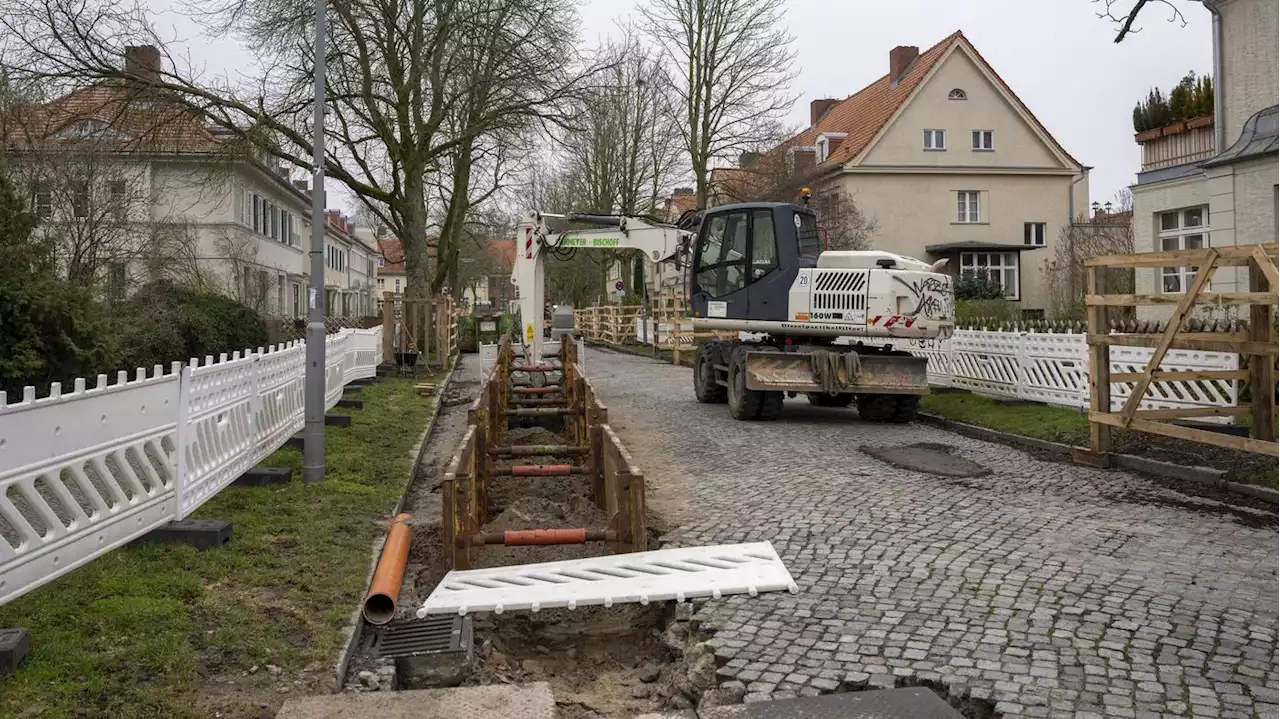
[362,513,413,626]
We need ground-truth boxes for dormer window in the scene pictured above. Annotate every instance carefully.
[948,88,967,101]
[814,132,847,163]
[56,119,131,141]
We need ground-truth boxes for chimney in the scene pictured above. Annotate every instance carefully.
[889,45,919,87]
[124,46,161,83]
[810,98,838,126]
[738,152,761,169]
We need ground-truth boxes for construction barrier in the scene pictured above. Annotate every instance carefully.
[0,327,384,606]
[441,336,646,570]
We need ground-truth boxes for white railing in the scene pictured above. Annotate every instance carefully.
[889,330,1239,417]
[0,326,383,606]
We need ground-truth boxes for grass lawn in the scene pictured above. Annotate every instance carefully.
[0,376,438,719]
[920,391,1091,445]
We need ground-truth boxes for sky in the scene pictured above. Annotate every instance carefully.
[149,0,1213,214]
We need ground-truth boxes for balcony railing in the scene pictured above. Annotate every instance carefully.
[1137,116,1215,171]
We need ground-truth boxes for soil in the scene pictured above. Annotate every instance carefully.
[348,362,683,717]
[1110,430,1276,487]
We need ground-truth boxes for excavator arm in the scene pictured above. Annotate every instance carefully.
[513,212,691,362]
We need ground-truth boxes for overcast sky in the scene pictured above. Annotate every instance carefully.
[152,0,1212,214]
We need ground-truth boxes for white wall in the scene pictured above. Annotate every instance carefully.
[1219,0,1279,139]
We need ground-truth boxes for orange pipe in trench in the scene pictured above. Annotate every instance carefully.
[362,513,412,626]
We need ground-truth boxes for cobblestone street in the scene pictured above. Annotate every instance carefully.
[583,347,1279,719]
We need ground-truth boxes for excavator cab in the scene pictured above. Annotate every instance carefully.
[687,203,820,323]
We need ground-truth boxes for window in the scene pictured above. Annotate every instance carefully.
[252,194,262,233]
[923,129,946,150]
[109,180,127,220]
[107,262,127,303]
[948,88,967,100]
[1024,222,1046,246]
[292,282,301,316]
[956,191,981,223]
[971,130,994,151]
[1159,206,1209,292]
[816,136,828,163]
[33,182,52,219]
[695,210,749,298]
[750,209,779,280]
[72,179,90,218]
[241,190,251,226]
[377,256,385,267]
[960,251,1019,299]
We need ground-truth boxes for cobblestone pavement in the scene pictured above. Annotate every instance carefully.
[583,347,1279,719]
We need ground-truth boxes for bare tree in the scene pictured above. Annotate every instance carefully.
[640,0,796,209]
[1094,0,1190,42]
[1044,212,1134,320]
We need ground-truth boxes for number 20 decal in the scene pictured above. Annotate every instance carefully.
[798,274,809,286]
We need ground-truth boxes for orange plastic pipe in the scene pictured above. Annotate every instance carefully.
[362,513,412,626]
[504,528,588,545]
[511,464,573,477]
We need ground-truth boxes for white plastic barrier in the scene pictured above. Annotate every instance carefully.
[889,330,1239,417]
[0,327,383,606]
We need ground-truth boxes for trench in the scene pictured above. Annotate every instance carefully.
[342,357,686,717]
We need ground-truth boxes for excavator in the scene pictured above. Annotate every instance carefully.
[511,196,955,422]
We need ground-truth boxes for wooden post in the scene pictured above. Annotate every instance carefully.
[1248,251,1278,442]
[381,291,394,361]
[1086,265,1113,463]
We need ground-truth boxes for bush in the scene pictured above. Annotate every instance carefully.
[0,168,118,398]
[956,298,1020,328]
[954,274,1007,301]
[113,282,269,370]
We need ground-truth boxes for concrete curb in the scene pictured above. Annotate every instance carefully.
[331,354,462,692]
[918,413,1277,503]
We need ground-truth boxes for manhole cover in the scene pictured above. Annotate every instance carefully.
[860,444,990,478]
[372,615,472,659]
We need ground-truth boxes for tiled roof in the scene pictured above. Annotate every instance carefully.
[12,82,230,153]
[785,30,1079,171]
[487,239,515,272]
[377,238,406,275]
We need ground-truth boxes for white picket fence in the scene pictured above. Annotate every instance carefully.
[887,330,1239,417]
[0,327,383,606]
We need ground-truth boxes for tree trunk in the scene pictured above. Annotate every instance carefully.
[399,172,431,300]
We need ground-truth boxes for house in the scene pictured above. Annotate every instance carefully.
[711,31,1089,316]
[376,236,409,297]
[6,45,376,318]
[1130,0,1278,318]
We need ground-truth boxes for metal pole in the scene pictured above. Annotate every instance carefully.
[303,0,327,484]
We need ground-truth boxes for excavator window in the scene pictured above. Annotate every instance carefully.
[750,209,778,279]
[795,211,822,258]
[696,210,749,297]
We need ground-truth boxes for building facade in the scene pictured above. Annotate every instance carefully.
[711,31,1089,316]
[10,45,377,318]
[1130,0,1278,319]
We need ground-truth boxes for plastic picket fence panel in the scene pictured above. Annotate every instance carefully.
[176,352,261,518]
[889,329,1239,420]
[0,365,182,605]
[949,331,1022,400]
[254,342,306,464]
[1109,345,1238,423]
[1,327,385,606]
[1018,332,1089,408]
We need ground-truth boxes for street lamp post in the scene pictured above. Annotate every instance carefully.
[303,0,328,484]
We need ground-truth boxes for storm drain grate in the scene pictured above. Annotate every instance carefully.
[371,615,471,659]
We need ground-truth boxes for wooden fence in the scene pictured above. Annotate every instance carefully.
[1083,243,1278,461]
[380,292,460,371]
[441,336,646,570]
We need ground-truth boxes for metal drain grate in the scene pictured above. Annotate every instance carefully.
[371,615,471,658]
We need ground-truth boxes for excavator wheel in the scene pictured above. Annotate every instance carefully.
[806,392,854,408]
[693,342,727,404]
[727,347,783,421]
[855,394,920,423]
